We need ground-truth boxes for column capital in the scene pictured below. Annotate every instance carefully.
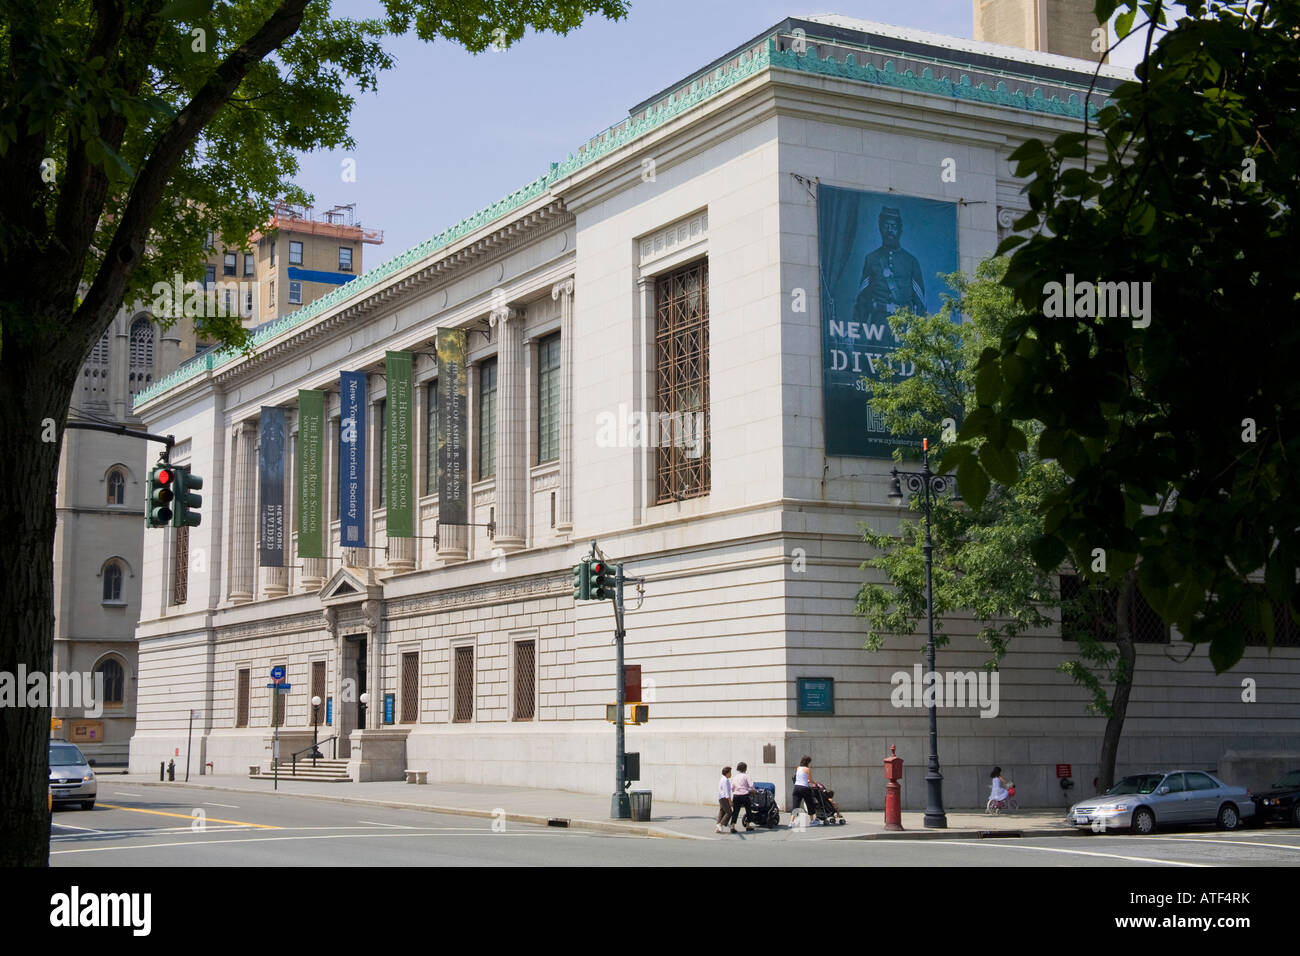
[488,304,522,328]
[551,277,575,300]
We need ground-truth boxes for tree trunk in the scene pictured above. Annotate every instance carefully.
[0,334,81,866]
[1096,569,1138,793]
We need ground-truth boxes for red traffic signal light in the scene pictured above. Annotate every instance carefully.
[156,468,171,485]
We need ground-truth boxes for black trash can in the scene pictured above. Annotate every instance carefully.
[629,790,653,822]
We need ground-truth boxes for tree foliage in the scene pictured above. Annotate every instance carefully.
[949,0,1300,673]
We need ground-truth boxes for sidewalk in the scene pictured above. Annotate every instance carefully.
[107,773,1078,841]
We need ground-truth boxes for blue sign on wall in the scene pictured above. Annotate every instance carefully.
[383,693,395,725]
[797,677,835,715]
[326,696,333,726]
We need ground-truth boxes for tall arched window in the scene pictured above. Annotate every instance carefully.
[96,658,125,707]
[128,316,155,397]
[83,330,110,402]
[102,561,123,603]
[106,468,126,505]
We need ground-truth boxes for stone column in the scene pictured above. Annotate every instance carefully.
[363,599,383,730]
[491,304,526,551]
[632,277,656,521]
[229,421,256,603]
[387,535,415,572]
[552,278,574,532]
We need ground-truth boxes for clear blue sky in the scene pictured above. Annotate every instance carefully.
[295,1,1140,265]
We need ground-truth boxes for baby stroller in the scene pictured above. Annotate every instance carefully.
[810,782,846,825]
[748,782,781,829]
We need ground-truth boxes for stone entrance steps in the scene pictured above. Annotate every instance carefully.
[250,757,352,783]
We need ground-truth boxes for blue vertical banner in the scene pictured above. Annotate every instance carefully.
[258,406,286,567]
[817,185,959,457]
[339,370,367,548]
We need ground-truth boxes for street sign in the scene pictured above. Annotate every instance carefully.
[1056,764,1072,778]
[265,683,292,691]
[270,665,286,682]
[797,677,835,715]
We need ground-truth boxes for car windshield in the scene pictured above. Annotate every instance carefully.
[49,746,87,767]
[1105,774,1166,795]
[1274,770,1300,788]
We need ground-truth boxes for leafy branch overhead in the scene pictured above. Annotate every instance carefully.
[947,0,1300,671]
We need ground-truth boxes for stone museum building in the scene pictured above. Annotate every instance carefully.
[128,14,1300,808]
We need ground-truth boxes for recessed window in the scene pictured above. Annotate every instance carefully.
[288,280,302,304]
[513,640,535,721]
[102,561,123,603]
[269,280,275,307]
[236,669,250,727]
[454,646,474,722]
[173,526,189,605]
[478,359,497,480]
[223,252,236,276]
[537,333,560,464]
[654,259,710,503]
[289,241,303,265]
[97,658,125,707]
[376,399,387,507]
[271,241,277,266]
[1059,574,1169,644]
[204,265,216,288]
[424,381,438,496]
[204,231,214,250]
[245,290,253,314]
[401,652,419,723]
[339,246,353,271]
[244,252,255,276]
[106,468,126,505]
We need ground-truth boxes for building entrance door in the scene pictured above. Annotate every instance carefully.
[338,633,367,757]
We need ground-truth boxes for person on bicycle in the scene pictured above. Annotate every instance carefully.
[989,766,1012,809]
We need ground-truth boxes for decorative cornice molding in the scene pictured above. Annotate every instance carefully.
[385,572,572,619]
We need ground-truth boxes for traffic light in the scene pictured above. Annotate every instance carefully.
[572,559,591,601]
[591,561,616,601]
[148,465,174,527]
[173,466,203,528]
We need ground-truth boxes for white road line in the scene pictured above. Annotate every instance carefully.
[1125,836,1300,851]
[203,802,241,809]
[51,830,587,855]
[50,823,104,832]
[358,821,416,828]
[109,791,144,797]
[919,840,1210,867]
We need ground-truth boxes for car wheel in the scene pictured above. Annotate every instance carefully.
[80,800,94,811]
[1131,807,1156,835]
[1291,803,1300,827]
[1216,803,1239,830]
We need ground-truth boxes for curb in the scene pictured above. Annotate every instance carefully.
[129,779,694,840]
[835,826,1079,841]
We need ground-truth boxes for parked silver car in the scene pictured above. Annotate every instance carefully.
[49,742,97,810]
[1068,770,1253,834]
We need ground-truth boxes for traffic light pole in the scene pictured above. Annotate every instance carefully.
[611,562,628,819]
[64,421,175,459]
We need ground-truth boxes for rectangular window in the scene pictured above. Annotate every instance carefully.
[424,381,438,496]
[1059,574,1170,644]
[236,669,249,727]
[244,252,255,276]
[204,265,216,288]
[288,280,302,305]
[654,259,710,503]
[454,646,474,722]
[478,359,497,480]
[339,246,353,271]
[205,231,214,251]
[376,399,387,508]
[245,290,253,314]
[172,525,189,605]
[223,251,236,276]
[311,661,326,723]
[401,652,419,723]
[289,240,303,265]
[513,640,536,721]
[330,417,340,516]
[224,289,233,314]
[271,664,287,727]
[537,333,561,463]
[1220,587,1300,648]
[271,241,276,266]
[269,280,275,307]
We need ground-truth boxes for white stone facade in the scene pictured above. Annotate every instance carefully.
[128,16,1299,809]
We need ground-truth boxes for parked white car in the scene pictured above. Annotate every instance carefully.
[1068,770,1253,834]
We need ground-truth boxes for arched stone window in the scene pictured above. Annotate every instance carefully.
[83,330,110,402]
[106,467,126,505]
[128,316,155,397]
[96,657,126,707]
[102,560,124,603]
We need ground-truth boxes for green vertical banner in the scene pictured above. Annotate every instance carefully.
[385,350,414,537]
[437,329,468,526]
[297,389,325,558]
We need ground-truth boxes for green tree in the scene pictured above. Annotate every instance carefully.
[856,259,1141,792]
[952,0,1300,673]
[0,0,628,867]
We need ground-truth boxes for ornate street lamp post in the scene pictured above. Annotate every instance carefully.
[310,694,323,766]
[888,437,960,828]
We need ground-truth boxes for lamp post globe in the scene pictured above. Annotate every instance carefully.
[310,695,323,762]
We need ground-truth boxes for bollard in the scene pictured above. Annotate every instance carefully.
[883,744,904,831]
[160,761,165,782]
[167,759,175,782]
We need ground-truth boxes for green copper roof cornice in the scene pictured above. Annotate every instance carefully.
[135,34,1101,410]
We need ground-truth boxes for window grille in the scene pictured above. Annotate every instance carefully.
[236,670,249,727]
[654,260,710,503]
[97,659,124,706]
[537,334,561,463]
[1059,574,1169,644]
[454,646,474,722]
[107,469,125,505]
[172,526,188,605]
[401,652,419,723]
[513,641,536,721]
[478,360,497,479]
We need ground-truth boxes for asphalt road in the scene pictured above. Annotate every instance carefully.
[49,784,1300,867]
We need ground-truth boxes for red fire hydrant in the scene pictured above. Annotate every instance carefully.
[883,744,904,831]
